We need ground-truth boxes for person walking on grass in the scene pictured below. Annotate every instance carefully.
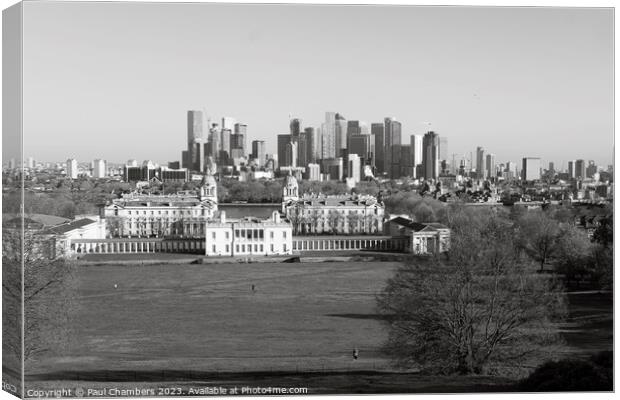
[353,347,359,360]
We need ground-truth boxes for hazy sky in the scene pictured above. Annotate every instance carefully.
[20,2,613,168]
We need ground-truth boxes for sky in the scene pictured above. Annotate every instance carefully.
[17,2,614,168]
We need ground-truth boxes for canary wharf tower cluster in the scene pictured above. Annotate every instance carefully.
[181,110,449,184]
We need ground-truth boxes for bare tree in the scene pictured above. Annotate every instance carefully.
[516,211,560,271]
[2,227,77,366]
[377,209,566,376]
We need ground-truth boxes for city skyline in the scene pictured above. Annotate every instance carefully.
[12,3,614,167]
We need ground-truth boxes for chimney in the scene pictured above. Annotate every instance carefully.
[272,211,280,223]
[220,211,226,223]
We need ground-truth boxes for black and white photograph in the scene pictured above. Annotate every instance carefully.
[1,0,615,397]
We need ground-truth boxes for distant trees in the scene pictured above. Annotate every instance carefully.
[378,207,567,375]
[515,211,560,271]
[383,191,445,222]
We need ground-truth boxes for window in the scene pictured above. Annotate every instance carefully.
[270,244,274,252]
[270,231,274,239]
[212,232,216,239]
[283,231,287,239]
[260,244,263,252]
[248,230,253,239]
[225,231,229,239]
[241,229,246,238]
[242,244,246,252]
[259,229,264,239]
[235,229,239,238]
[212,245,216,253]
[236,244,239,252]
[226,244,230,253]
[283,244,287,252]
[254,244,258,252]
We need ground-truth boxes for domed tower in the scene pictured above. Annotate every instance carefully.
[282,173,299,212]
[200,171,218,207]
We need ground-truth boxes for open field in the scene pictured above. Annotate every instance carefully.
[22,261,612,394]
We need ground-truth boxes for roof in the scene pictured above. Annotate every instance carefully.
[387,217,448,232]
[43,218,96,235]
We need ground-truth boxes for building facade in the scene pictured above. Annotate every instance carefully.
[103,173,218,238]
[205,211,292,256]
[281,175,385,235]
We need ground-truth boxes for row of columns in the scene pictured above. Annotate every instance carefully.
[292,238,407,252]
[73,240,205,254]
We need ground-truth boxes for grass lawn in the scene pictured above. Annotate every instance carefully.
[22,261,612,394]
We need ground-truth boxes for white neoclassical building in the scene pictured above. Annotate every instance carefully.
[103,173,218,238]
[205,211,293,256]
[384,216,450,255]
[281,174,385,235]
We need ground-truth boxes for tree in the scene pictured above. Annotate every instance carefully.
[2,227,77,366]
[553,225,593,287]
[515,211,560,271]
[377,210,566,375]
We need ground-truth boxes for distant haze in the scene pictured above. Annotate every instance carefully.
[19,3,613,168]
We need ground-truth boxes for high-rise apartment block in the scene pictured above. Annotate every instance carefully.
[93,159,107,178]
[476,147,486,179]
[575,159,586,180]
[251,140,266,167]
[372,123,385,174]
[66,158,78,179]
[522,157,541,181]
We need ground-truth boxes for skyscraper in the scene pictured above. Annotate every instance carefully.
[384,117,402,179]
[486,153,496,179]
[278,134,292,168]
[575,159,586,179]
[289,118,302,143]
[410,134,423,177]
[321,112,336,159]
[186,110,205,171]
[568,160,575,178]
[285,141,298,168]
[221,117,236,132]
[93,159,106,178]
[303,127,319,163]
[522,157,541,181]
[372,123,385,174]
[349,134,373,165]
[439,137,448,162]
[335,113,347,154]
[66,158,78,179]
[422,131,439,180]
[251,140,266,167]
[476,147,486,179]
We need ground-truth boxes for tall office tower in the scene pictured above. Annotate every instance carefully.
[233,123,247,155]
[522,157,541,181]
[186,110,205,170]
[221,117,236,132]
[359,121,369,136]
[372,123,385,173]
[505,161,517,180]
[278,134,292,168]
[297,132,308,167]
[335,113,347,153]
[349,134,373,165]
[303,127,318,163]
[439,137,448,162]
[347,154,361,184]
[575,159,586,179]
[476,146,486,179]
[289,118,301,140]
[230,131,245,155]
[66,158,78,179]
[410,134,423,177]
[220,129,231,160]
[93,159,106,178]
[285,141,298,168]
[251,140,266,167]
[209,123,221,161]
[568,160,575,178]
[422,131,440,180]
[586,160,597,178]
[321,112,336,159]
[384,117,402,178]
[347,120,361,147]
[486,153,496,179]
[399,145,413,177]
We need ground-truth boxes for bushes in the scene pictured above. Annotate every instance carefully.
[518,352,612,391]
